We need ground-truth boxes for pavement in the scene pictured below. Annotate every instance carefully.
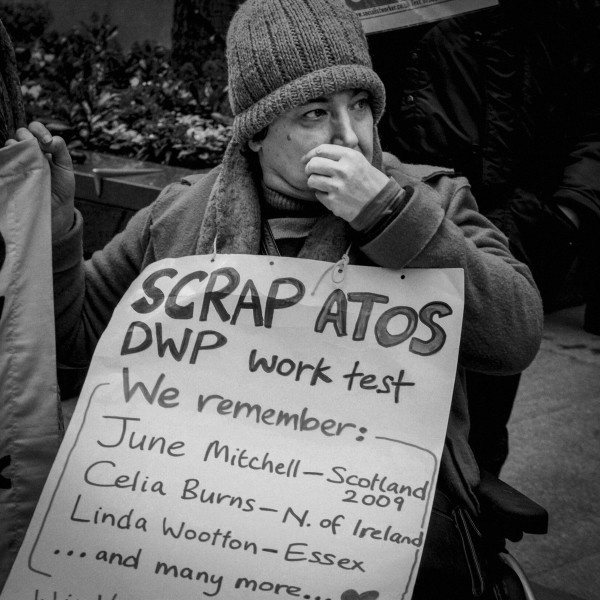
[501,303,600,600]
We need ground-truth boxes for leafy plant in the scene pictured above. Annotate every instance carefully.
[0,1,52,45]
[3,2,232,169]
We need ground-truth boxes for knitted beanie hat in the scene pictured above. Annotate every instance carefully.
[197,0,386,259]
[226,0,386,143]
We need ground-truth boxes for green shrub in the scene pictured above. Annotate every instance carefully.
[0,1,52,45]
[3,3,232,169]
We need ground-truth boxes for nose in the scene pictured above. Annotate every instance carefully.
[331,110,359,149]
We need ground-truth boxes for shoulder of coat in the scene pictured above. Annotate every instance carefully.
[382,152,455,182]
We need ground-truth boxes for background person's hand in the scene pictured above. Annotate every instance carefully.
[303,144,389,222]
[4,122,75,239]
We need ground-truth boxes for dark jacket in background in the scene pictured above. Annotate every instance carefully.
[369,0,600,304]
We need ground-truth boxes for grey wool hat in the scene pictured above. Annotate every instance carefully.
[226,0,386,143]
[197,0,387,258]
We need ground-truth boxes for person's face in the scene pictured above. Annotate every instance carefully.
[248,89,374,201]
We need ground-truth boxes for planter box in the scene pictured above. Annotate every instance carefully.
[60,152,205,397]
[73,151,205,257]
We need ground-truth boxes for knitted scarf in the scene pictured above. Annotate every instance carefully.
[197,136,383,263]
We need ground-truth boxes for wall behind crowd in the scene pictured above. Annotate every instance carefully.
[1,0,174,47]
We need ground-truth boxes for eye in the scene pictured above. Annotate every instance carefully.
[353,96,371,111]
[303,108,328,120]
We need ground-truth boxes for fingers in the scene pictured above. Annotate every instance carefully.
[28,121,73,171]
[302,144,350,164]
[3,122,64,155]
[304,147,356,194]
[305,156,338,178]
[3,127,34,146]
[303,144,368,183]
[307,173,335,194]
[15,127,35,140]
[28,121,54,145]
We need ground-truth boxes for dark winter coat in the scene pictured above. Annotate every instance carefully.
[53,156,543,513]
[368,0,600,302]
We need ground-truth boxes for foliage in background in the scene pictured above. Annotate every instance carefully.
[0,0,51,45]
[0,1,232,168]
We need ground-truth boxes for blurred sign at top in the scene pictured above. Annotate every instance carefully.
[347,0,499,34]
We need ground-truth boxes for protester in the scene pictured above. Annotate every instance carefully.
[7,0,543,596]
[368,0,600,475]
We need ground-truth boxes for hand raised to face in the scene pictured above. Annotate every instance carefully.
[303,144,389,222]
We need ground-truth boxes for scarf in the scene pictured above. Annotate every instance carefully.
[197,135,383,263]
[197,141,352,262]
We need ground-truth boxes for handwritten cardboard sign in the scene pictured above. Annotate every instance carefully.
[348,0,499,34]
[1,255,463,600]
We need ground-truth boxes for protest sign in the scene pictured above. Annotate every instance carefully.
[0,139,62,590]
[347,0,499,34]
[1,254,463,600]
